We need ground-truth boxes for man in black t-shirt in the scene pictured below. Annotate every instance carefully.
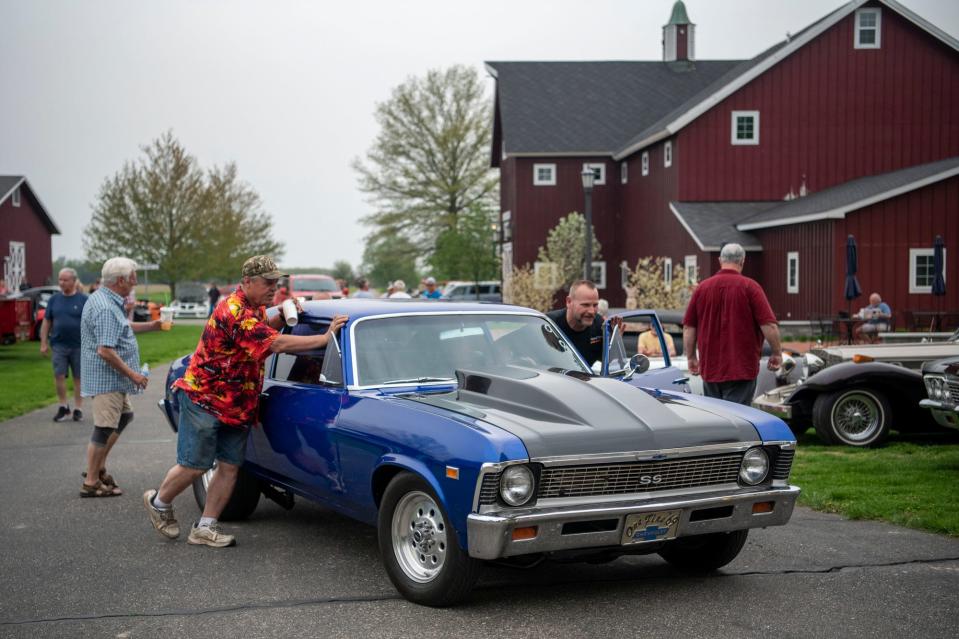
[547,279,608,366]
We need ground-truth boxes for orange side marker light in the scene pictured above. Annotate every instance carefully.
[752,501,775,514]
[511,526,538,541]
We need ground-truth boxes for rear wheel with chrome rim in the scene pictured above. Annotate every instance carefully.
[377,472,480,606]
[813,388,891,447]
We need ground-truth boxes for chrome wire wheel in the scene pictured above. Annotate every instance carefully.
[831,391,883,443]
[391,490,448,583]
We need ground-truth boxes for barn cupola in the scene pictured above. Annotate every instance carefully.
[663,1,695,62]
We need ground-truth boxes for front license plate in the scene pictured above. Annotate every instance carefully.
[622,509,682,545]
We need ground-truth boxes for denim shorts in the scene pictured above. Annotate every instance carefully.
[51,345,81,378]
[175,389,249,470]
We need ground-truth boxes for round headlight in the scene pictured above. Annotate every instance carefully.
[739,448,770,486]
[804,353,825,376]
[499,465,535,506]
[932,379,943,399]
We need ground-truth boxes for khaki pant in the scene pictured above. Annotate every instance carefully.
[92,392,132,429]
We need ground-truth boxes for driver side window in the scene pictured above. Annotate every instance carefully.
[273,321,343,386]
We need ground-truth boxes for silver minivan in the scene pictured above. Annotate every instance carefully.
[440,280,502,302]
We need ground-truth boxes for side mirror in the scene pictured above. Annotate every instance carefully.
[623,354,650,380]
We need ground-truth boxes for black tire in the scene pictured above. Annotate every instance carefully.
[192,463,261,521]
[658,529,749,573]
[812,388,891,447]
[377,472,481,606]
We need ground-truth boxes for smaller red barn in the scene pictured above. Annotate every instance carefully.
[0,176,59,293]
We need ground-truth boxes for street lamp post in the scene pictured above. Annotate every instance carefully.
[581,167,595,280]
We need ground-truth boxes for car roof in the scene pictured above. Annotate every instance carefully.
[290,274,334,279]
[298,298,536,322]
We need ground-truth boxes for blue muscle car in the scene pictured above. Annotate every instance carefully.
[159,300,799,606]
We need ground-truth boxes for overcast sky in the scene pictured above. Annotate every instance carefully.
[2,0,957,270]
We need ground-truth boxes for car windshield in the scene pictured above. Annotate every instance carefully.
[352,313,590,386]
[294,278,338,292]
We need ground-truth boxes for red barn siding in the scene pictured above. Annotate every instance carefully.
[0,189,53,287]
[753,220,836,321]
[678,4,959,202]
[836,175,959,326]
[508,157,622,289]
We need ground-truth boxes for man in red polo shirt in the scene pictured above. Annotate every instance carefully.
[683,243,782,405]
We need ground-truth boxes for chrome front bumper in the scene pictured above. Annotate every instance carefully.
[919,399,959,429]
[751,385,797,420]
[466,486,799,560]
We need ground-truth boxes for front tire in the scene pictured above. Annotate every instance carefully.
[377,472,480,606]
[192,463,261,521]
[658,529,749,573]
[813,388,891,447]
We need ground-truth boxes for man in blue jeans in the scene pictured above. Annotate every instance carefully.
[40,268,88,422]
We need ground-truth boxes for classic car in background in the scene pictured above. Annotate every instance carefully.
[169,282,209,319]
[288,274,343,300]
[159,300,799,606]
[440,280,502,302]
[612,309,802,397]
[920,355,959,430]
[752,331,959,446]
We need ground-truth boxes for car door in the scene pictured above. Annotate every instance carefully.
[603,311,691,393]
[253,320,347,504]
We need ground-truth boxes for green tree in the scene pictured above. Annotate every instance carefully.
[429,205,499,284]
[361,235,419,291]
[50,256,100,287]
[353,65,497,256]
[84,132,282,297]
[330,260,355,283]
[536,212,602,291]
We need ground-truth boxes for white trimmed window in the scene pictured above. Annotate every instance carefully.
[11,186,20,207]
[501,211,512,242]
[731,111,760,145]
[591,262,607,289]
[534,261,560,290]
[663,257,673,289]
[855,8,881,49]
[620,162,628,184]
[909,248,946,294]
[583,162,606,186]
[664,141,673,167]
[787,251,799,294]
[641,152,649,176]
[533,163,556,186]
[684,255,698,284]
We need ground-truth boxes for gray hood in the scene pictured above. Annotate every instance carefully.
[406,368,759,458]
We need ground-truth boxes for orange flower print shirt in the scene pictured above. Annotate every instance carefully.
[173,288,279,427]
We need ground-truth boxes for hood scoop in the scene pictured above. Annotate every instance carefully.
[454,368,592,426]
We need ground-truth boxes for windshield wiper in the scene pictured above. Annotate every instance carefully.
[380,377,456,385]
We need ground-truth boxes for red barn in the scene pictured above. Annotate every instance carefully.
[0,176,59,292]
[489,0,959,330]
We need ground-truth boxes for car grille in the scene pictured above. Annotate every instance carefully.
[536,453,744,499]
[946,377,959,399]
[772,449,794,480]
[478,472,501,505]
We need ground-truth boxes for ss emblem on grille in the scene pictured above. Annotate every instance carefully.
[639,474,663,485]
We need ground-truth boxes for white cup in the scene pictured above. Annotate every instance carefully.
[159,306,174,331]
[281,299,298,327]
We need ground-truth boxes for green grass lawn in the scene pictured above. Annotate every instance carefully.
[0,325,202,421]
[791,429,959,537]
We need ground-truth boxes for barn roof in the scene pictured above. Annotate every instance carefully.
[0,176,60,234]
[490,1,959,160]
[671,156,959,249]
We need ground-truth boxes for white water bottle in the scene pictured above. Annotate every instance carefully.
[141,362,150,377]
[281,298,298,327]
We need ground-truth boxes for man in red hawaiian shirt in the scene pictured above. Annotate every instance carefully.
[144,255,347,547]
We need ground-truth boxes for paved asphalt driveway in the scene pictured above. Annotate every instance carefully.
[1,364,958,638]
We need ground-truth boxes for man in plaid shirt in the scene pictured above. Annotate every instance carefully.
[79,257,161,497]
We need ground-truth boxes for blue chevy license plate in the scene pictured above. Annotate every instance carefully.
[622,509,682,544]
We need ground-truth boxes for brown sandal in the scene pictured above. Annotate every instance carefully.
[81,469,119,491]
[79,480,122,498]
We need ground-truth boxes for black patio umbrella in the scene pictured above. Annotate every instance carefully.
[844,234,862,314]
[932,234,946,329]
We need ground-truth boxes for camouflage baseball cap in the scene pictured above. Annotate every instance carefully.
[241,255,286,280]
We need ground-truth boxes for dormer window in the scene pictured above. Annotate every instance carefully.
[620,162,628,184]
[642,152,649,176]
[855,8,881,49]
[11,186,20,207]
